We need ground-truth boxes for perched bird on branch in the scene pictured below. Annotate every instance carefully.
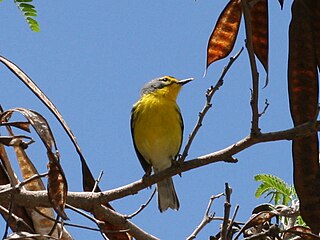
[131,76,193,212]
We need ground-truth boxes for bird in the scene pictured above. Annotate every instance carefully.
[130,76,193,212]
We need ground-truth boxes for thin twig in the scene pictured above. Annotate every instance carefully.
[19,173,48,188]
[221,183,232,240]
[66,204,104,227]
[63,222,101,232]
[186,214,216,240]
[33,204,102,232]
[4,233,59,240]
[126,187,157,219]
[67,203,131,239]
[66,204,110,240]
[227,204,240,239]
[92,170,104,193]
[3,201,12,240]
[207,216,244,226]
[0,205,34,233]
[258,99,269,117]
[180,47,244,162]
[241,0,260,135]
[48,215,60,237]
[0,173,48,195]
[186,193,224,240]
[97,204,159,240]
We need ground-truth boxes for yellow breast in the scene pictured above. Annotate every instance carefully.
[132,93,183,171]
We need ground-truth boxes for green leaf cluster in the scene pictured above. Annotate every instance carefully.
[14,0,40,32]
[254,174,308,227]
[254,174,296,205]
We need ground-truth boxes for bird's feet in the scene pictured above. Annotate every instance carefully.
[171,157,182,177]
[142,167,152,186]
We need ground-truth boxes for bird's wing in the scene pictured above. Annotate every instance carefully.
[176,105,184,158]
[130,106,152,173]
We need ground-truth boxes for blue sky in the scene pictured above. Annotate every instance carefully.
[0,1,293,239]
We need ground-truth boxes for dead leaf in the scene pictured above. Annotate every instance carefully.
[0,56,130,239]
[288,0,320,233]
[13,144,72,239]
[250,0,269,85]
[0,121,31,132]
[1,109,73,238]
[235,210,277,239]
[47,151,69,220]
[0,161,35,233]
[283,226,320,240]
[0,56,93,193]
[206,0,242,70]
[0,136,33,148]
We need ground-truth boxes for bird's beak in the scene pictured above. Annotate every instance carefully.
[178,78,194,85]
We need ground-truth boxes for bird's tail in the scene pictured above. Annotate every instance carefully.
[157,177,179,212]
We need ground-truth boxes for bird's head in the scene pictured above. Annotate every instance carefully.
[140,76,193,100]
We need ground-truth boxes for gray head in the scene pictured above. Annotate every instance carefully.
[140,76,193,97]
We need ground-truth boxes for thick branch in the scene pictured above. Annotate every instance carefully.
[1,120,318,208]
[0,121,318,239]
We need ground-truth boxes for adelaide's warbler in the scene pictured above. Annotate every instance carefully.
[131,76,193,212]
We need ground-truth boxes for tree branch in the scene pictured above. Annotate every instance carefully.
[186,192,224,240]
[125,188,156,219]
[241,0,260,135]
[180,47,244,162]
[94,204,159,240]
[0,121,318,239]
[1,121,319,206]
[221,183,232,240]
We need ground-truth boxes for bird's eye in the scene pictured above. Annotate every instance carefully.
[161,77,169,82]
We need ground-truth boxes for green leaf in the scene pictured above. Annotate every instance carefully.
[18,3,35,8]
[254,174,309,229]
[14,0,40,32]
[254,174,296,205]
[274,192,280,205]
[26,17,37,24]
[22,7,37,13]
[295,216,307,226]
[24,12,37,17]
[255,182,272,198]
[30,24,40,32]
